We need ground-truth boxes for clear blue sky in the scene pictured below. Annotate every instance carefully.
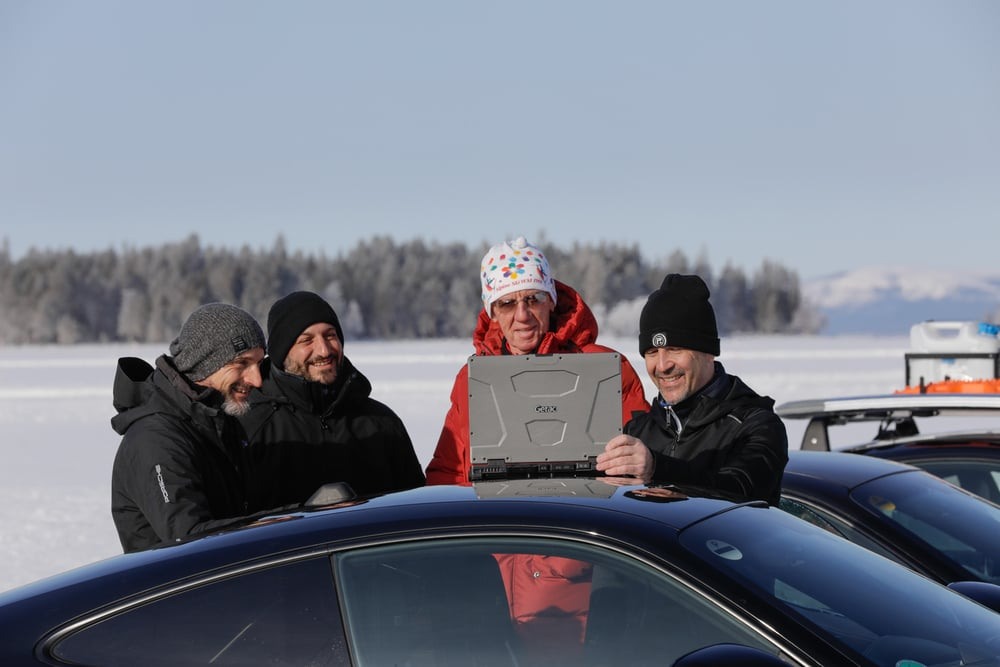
[2,1,997,280]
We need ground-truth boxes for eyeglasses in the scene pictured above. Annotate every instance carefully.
[493,292,550,315]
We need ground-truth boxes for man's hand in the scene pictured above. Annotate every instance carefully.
[596,435,654,483]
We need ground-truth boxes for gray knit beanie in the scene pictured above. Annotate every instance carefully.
[169,303,266,381]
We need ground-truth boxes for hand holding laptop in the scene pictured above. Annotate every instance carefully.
[596,435,654,483]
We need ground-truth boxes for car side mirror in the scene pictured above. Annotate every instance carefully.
[947,581,1000,614]
[673,643,788,666]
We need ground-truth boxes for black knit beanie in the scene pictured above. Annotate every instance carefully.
[267,291,344,369]
[638,274,720,356]
[170,303,266,381]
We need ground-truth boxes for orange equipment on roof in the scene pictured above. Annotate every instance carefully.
[896,379,1000,395]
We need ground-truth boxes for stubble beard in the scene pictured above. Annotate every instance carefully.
[285,356,339,385]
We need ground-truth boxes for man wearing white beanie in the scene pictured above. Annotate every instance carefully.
[425,236,649,657]
[427,236,648,483]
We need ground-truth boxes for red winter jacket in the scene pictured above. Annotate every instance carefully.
[424,282,649,653]
[425,280,649,486]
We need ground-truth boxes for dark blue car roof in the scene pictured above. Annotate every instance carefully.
[784,449,919,488]
[0,479,759,616]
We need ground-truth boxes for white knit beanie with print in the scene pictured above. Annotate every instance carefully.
[480,236,557,317]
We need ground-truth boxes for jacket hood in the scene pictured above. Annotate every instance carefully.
[471,280,599,355]
[111,355,222,435]
[112,357,155,414]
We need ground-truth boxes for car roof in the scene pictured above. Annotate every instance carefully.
[0,478,760,609]
[784,449,920,488]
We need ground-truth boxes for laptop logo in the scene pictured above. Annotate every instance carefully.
[535,405,557,414]
[652,332,668,348]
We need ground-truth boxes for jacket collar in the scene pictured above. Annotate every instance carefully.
[263,355,371,415]
[654,362,730,430]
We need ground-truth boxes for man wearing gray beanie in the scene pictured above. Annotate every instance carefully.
[597,274,788,505]
[110,303,275,553]
[240,291,424,509]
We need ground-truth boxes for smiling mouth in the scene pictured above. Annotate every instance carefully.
[230,384,252,400]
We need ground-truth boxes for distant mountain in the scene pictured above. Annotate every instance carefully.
[804,267,1000,335]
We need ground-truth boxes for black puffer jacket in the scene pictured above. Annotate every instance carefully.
[240,357,425,509]
[626,363,788,505]
[110,356,257,553]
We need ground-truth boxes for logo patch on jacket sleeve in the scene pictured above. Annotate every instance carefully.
[154,464,171,503]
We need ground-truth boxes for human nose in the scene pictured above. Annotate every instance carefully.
[513,299,535,320]
[245,363,263,388]
[314,337,334,355]
[653,349,674,371]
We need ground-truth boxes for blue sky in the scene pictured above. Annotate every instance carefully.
[1,1,997,280]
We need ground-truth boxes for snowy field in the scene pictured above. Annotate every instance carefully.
[0,334,912,593]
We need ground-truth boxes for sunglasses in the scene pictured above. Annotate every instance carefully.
[493,292,551,315]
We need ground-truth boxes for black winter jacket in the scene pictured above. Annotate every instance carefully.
[110,356,258,553]
[240,357,425,509]
[626,364,788,505]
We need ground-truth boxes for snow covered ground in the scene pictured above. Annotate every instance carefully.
[0,334,911,593]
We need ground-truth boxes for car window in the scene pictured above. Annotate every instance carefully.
[779,496,903,562]
[333,536,782,667]
[852,471,1000,584]
[910,458,1000,504]
[51,556,345,666]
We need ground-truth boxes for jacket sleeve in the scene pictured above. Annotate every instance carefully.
[381,408,427,491]
[115,422,255,547]
[650,409,789,504]
[424,367,471,486]
[619,356,650,423]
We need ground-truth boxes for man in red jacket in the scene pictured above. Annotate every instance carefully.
[425,236,649,486]
[424,236,649,655]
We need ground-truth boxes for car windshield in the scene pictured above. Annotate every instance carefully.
[679,506,1000,666]
[850,470,1000,583]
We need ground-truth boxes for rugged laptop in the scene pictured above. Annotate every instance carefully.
[467,353,623,481]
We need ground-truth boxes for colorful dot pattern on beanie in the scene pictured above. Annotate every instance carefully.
[480,236,557,315]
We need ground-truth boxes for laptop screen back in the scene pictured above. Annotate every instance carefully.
[467,353,623,480]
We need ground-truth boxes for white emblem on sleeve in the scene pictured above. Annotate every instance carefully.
[155,464,171,503]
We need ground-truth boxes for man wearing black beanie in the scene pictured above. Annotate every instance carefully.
[240,291,425,508]
[596,274,788,505]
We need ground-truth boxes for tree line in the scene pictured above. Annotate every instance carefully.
[0,235,823,345]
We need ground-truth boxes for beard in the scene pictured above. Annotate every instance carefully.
[221,382,253,416]
[222,397,250,417]
[284,355,340,385]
